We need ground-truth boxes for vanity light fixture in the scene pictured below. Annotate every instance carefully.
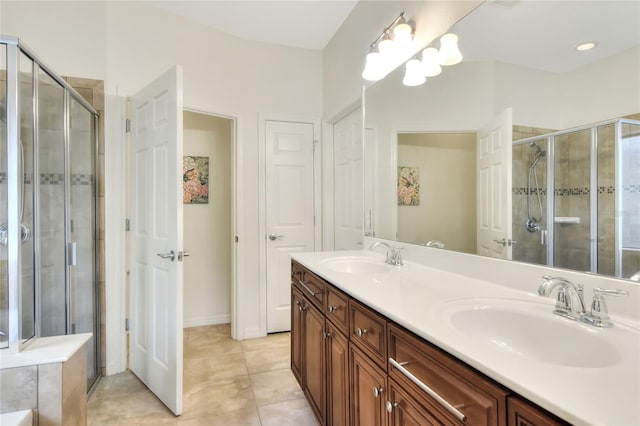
[361,12,416,82]
[421,47,442,77]
[403,58,427,86]
[576,41,598,51]
[438,33,463,65]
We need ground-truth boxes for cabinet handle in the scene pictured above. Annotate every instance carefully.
[389,358,466,423]
[356,327,368,337]
[298,279,322,297]
[373,386,384,398]
[327,305,338,313]
[323,331,332,339]
[386,401,398,413]
[299,304,307,312]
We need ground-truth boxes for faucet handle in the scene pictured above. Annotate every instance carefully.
[593,288,628,298]
[584,288,629,328]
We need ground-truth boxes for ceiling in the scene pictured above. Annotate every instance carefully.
[456,1,640,74]
[149,1,359,50]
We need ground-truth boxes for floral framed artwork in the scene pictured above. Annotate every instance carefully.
[398,166,420,206]
[183,156,210,204]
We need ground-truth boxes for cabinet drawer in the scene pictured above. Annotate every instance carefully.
[292,261,325,309]
[388,323,508,426]
[325,284,349,335]
[349,299,387,369]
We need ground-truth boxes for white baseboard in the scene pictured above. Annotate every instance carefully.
[184,314,230,328]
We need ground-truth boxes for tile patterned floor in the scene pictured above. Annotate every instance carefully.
[88,324,317,425]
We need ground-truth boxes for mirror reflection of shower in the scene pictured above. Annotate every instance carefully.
[525,141,546,233]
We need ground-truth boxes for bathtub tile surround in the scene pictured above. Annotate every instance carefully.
[87,324,316,425]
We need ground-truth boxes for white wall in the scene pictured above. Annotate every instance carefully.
[2,0,323,374]
[397,133,476,253]
[183,112,232,327]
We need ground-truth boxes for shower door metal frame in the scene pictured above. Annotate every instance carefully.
[516,117,640,279]
[1,36,101,388]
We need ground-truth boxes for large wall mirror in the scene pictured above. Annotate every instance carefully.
[364,0,640,281]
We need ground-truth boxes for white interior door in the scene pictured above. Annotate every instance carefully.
[477,108,513,260]
[130,66,184,415]
[266,120,315,333]
[334,109,363,250]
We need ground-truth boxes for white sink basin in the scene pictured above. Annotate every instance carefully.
[321,256,393,275]
[440,298,627,368]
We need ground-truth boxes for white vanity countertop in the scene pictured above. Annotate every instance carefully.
[0,333,92,369]
[291,250,640,426]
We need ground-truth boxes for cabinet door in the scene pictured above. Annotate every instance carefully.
[327,322,349,426]
[304,301,327,424]
[507,396,569,426]
[291,285,304,385]
[350,344,386,426]
[387,378,443,426]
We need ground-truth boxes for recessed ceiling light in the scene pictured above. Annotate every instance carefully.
[576,41,598,52]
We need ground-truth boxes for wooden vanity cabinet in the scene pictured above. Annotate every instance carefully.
[387,378,445,426]
[507,396,569,426]
[388,323,509,426]
[327,321,350,426]
[291,261,349,425]
[291,260,568,426]
[291,285,305,384]
[350,344,387,426]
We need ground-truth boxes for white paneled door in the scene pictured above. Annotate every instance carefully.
[477,108,513,260]
[266,120,315,333]
[130,66,184,415]
[334,109,364,250]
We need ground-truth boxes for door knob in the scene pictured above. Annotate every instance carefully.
[156,250,175,261]
[493,238,517,247]
[268,234,284,241]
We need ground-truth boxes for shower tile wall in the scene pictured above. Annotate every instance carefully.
[512,125,553,266]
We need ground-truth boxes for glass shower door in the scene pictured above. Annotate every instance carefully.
[68,96,98,387]
[37,69,67,337]
[553,128,592,272]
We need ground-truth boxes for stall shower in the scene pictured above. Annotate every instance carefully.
[0,37,99,390]
[512,117,640,279]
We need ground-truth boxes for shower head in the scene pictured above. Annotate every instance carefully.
[529,141,546,157]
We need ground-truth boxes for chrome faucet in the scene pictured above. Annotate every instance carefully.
[537,275,629,327]
[369,241,403,266]
[537,275,586,321]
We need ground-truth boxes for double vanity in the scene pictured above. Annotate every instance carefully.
[290,249,640,425]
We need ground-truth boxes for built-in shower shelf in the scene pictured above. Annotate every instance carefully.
[554,216,581,224]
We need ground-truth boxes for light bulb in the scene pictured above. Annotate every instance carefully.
[438,33,463,66]
[393,22,413,53]
[402,59,426,87]
[421,47,442,77]
[361,51,385,81]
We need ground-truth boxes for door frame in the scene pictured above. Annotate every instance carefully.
[389,127,477,240]
[112,105,242,376]
[182,107,240,340]
[258,114,321,336]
